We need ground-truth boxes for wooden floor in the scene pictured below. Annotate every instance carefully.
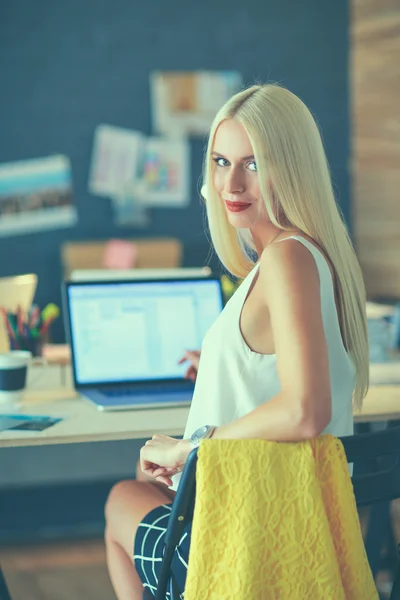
[0,526,397,600]
[0,539,116,600]
[1,501,400,600]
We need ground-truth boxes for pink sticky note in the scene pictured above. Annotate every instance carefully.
[103,239,138,269]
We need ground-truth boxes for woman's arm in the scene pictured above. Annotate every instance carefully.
[216,239,332,440]
[178,239,333,459]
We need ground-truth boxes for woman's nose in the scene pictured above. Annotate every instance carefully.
[224,168,245,194]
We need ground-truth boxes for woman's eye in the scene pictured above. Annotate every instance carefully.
[213,157,229,167]
[247,161,257,172]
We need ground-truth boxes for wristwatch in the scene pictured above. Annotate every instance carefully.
[190,425,217,449]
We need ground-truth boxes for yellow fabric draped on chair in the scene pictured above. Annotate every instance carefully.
[184,436,378,600]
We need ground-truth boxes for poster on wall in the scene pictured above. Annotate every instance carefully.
[88,124,191,217]
[0,154,77,237]
[134,138,190,208]
[150,71,242,136]
[88,124,144,198]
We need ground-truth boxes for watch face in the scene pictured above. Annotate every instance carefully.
[198,426,208,438]
[193,425,208,443]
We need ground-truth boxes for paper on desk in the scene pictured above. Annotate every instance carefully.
[0,414,63,432]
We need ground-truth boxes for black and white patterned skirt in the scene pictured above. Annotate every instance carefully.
[134,503,192,599]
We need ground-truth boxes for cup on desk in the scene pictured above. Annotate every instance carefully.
[0,350,32,409]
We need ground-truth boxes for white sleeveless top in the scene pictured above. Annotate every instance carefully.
[171,236,356,490]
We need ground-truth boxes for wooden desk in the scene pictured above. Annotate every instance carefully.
[354,385,400,422]
[0,389,190,448]
[0,384,398,449]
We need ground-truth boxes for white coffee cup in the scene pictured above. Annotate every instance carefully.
[0,351,32,408]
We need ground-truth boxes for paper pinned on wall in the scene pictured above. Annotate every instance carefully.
[111,183,151,228]
[88,124,144,197]
[150,71,242,136]
[88,124,190,215]
[0,155,77,237]
[135,137,190,208]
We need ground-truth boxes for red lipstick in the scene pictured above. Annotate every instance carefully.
[225,201,251,213]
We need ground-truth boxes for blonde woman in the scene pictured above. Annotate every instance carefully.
[105,83,369,600]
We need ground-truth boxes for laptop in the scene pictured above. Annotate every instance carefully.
[62,277,224,411]
[70,267,212,281]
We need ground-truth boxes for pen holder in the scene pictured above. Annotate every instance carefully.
[9,335,45,357]
[1,303,59,359]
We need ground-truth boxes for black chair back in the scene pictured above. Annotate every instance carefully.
[149,428,400,600]
[341,427,400,507]
[153,450,198,600]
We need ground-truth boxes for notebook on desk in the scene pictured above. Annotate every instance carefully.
[62,277,224,411]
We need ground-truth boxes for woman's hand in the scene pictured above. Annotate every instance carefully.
[178,349,201,382]
[140,434,191,486]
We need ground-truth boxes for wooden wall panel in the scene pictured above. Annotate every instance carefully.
[351,0,400,299]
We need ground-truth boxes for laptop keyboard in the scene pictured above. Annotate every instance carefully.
[103,382,193,397]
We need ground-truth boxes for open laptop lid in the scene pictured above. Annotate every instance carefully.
[69,267,212,281]
[63,277,224,390]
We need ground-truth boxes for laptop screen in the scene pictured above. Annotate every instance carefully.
[64,278,224,386]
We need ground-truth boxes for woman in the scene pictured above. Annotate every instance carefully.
[105,83,369,599]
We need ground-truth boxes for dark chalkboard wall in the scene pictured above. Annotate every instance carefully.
[0,0,350,342]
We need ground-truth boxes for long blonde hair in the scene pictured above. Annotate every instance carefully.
[203,83,369,408]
